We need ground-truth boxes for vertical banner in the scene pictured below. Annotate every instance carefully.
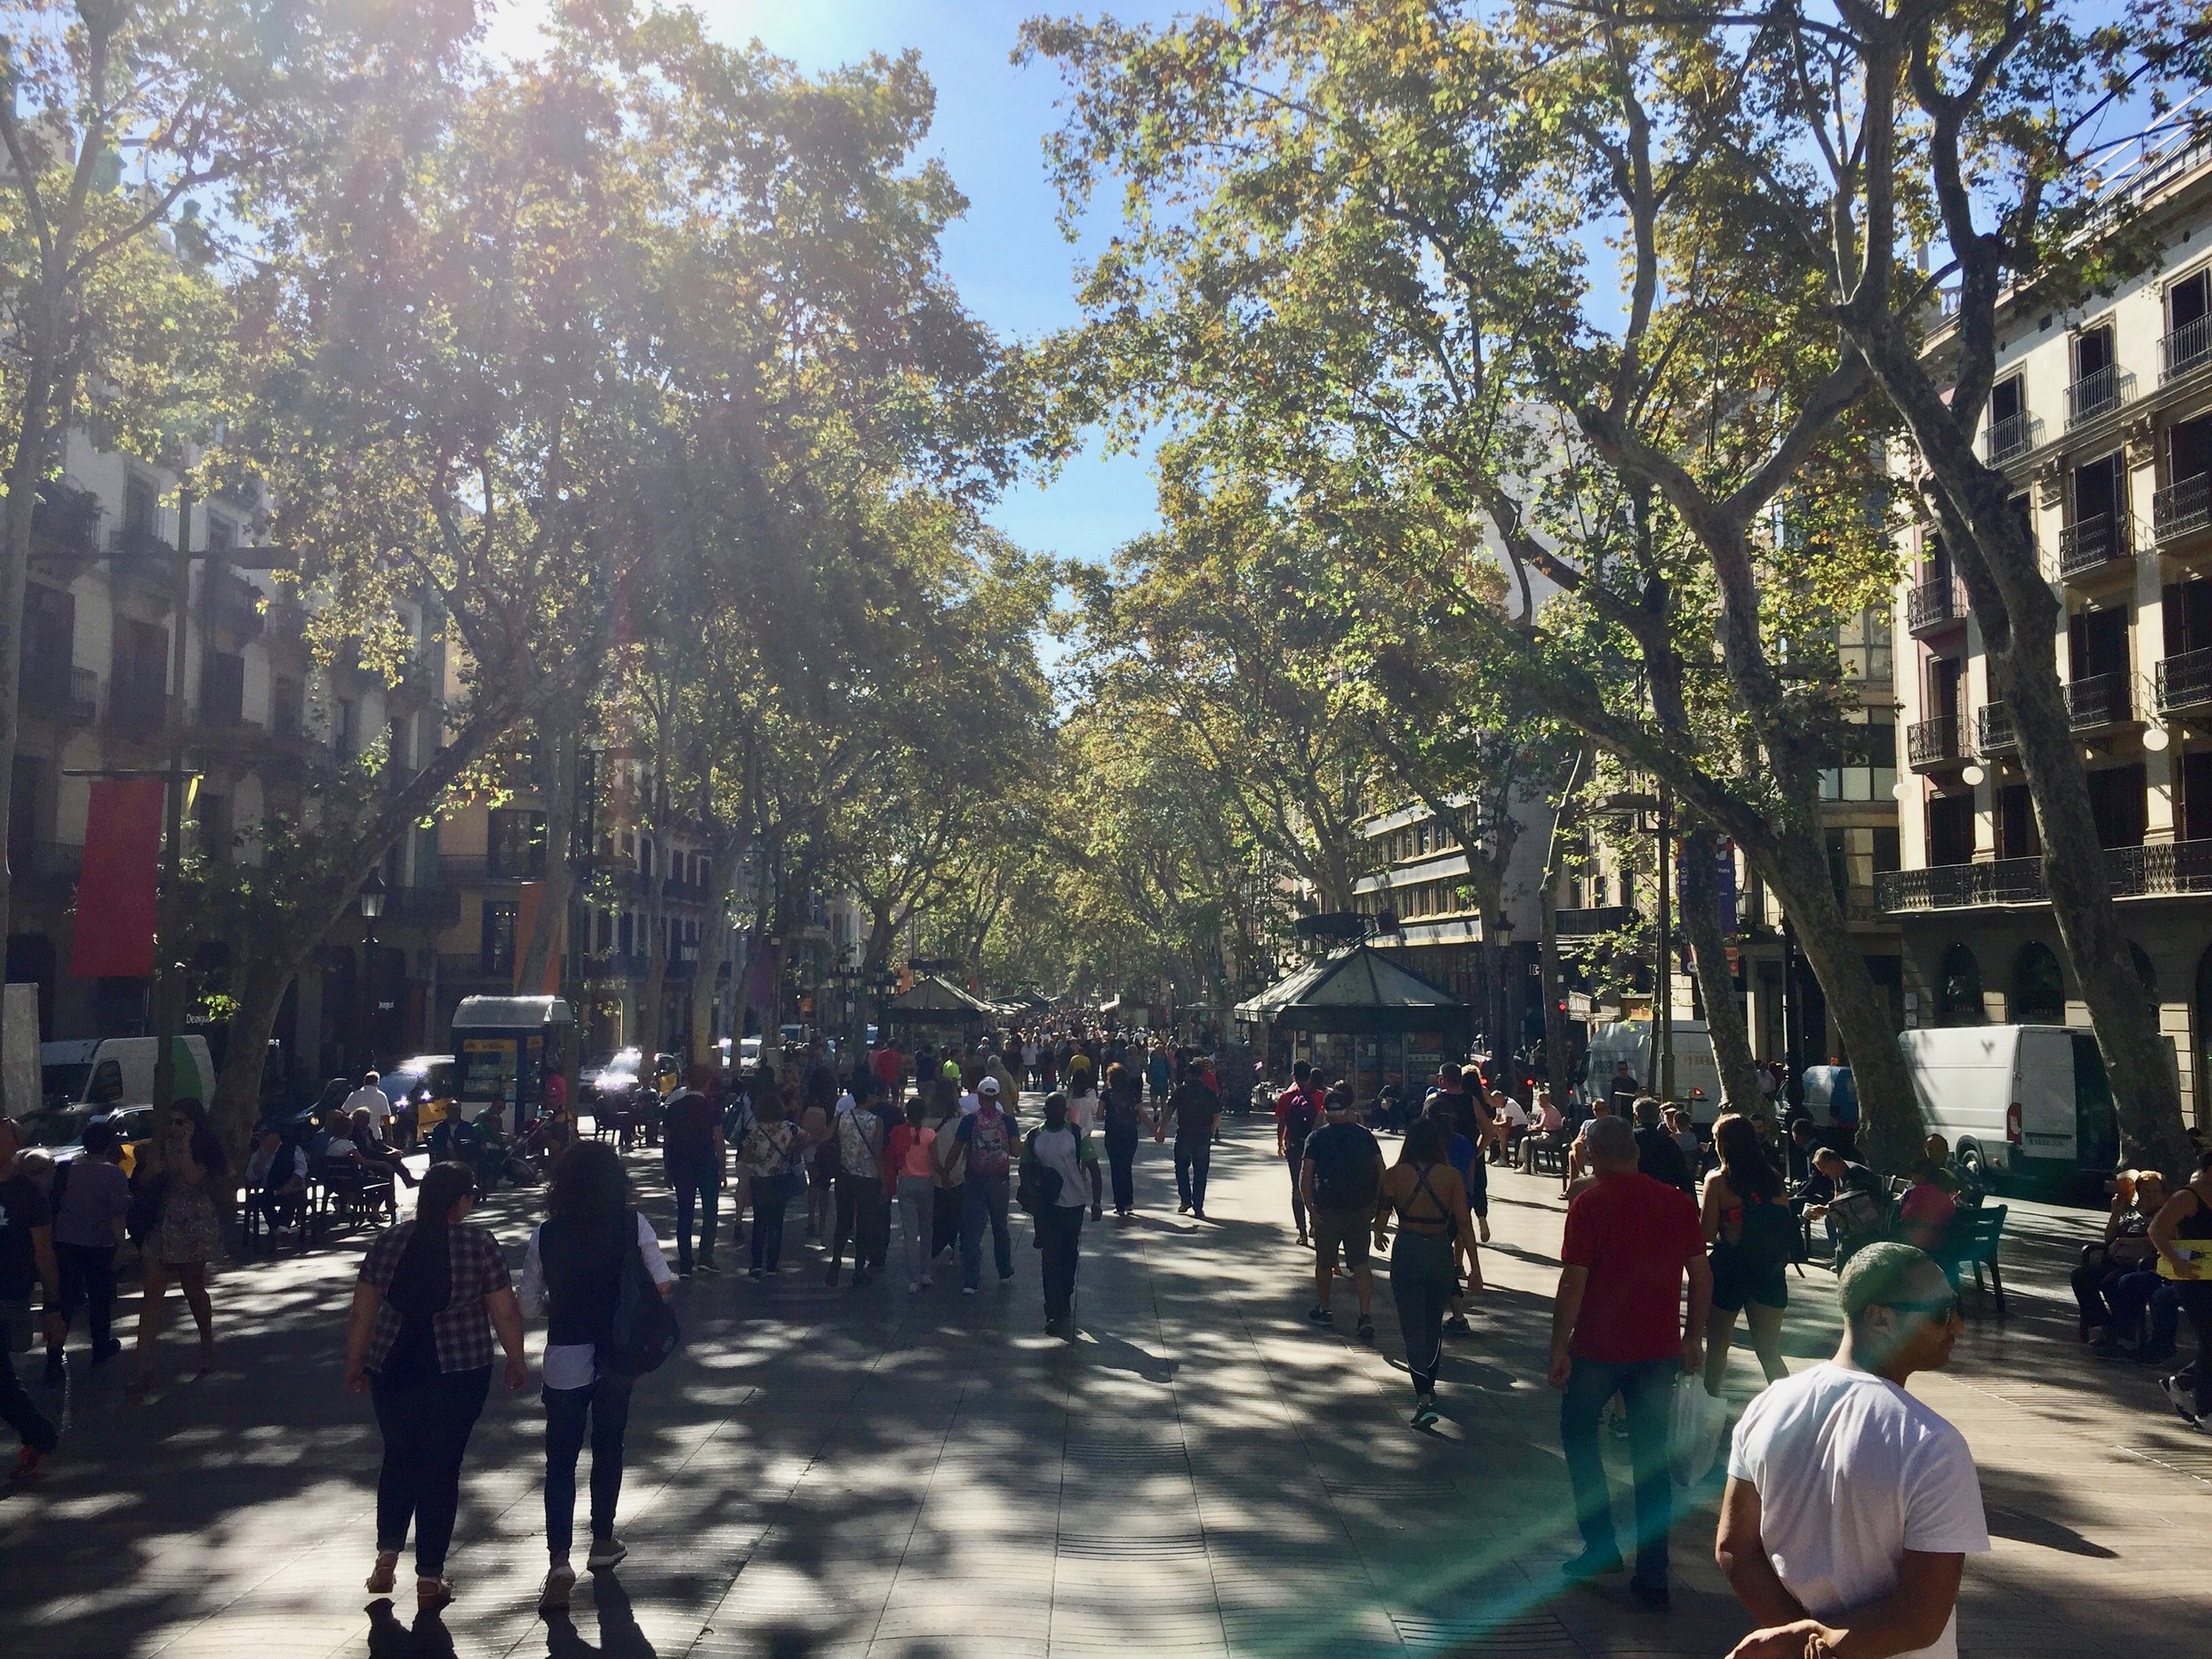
[513,880,564,994]
[72,777,165,978]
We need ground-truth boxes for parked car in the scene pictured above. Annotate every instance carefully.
[19,1102,157,1175]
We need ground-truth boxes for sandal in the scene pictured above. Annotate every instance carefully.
[417,1577,454,1613]
[366,1553,399,1596]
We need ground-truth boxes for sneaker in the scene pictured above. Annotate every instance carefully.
[92,1339,122,1365]
[1178,1202,1190,1215]
[1356,1315,1376,1343]
[1045,1317,1064,1338]
[1307,1306,1333,1325]
[538,1563,576,1611]
[696,1260,720,1277]
[748,1267,764,1281]
[679,1267,695,1279]
[2162,1374,2205,1429]
[1411,1399,1440,1428]
[586,1536,627,1571]
[1194,1209,1207,1220]
[1444,1314,1472,1336]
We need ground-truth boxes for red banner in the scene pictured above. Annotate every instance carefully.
[71,778,165,979]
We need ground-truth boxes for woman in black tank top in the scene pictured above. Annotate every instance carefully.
[1375,1118,1481,1427]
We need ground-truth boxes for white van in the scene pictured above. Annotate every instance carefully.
[1583,1019,1725,1123]
[38,1035,215,1112]
[1897,1025,2121,1191]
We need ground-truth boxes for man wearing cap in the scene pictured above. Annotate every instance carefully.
[1717,1242,1984,1659]
[953,1076,1017,1291]
[1300,1088,1383,1339]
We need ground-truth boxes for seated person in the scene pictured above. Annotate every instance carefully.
[1798,1145,1886,1259]
[1899,1160,1960,1253]
[244,1127,309,1233]
[425,1108,486,1168]
[2083,1171,2170,1352]
[343,1108,419,1190]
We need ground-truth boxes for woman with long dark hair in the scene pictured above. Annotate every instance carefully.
[522,1141,672,1609]
[1374,1115,1479,1427]
[1701,1112,1793,1394]
[128,1097,228,1392]
[739,1078,800,1278]
[347,1160,526,1611]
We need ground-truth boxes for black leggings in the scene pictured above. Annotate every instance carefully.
[1286,1150,1309,1233]
[1390,1231,1456,1398]
[372,1366,491,1578]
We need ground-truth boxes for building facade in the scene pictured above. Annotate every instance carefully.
[1882,145,2212,1128]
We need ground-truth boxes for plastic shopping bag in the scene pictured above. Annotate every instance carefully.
[1669,1372,1727,1488]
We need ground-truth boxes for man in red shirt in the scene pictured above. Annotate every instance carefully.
[871,1041,907,1107]
[1548,1113,1711,1609]
[1273,1062,1327,1244]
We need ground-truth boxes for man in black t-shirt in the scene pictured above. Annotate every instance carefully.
[1301,1090,1383,1338]
[1632,1096,1695,1195]
[1158,1072,1222,1218]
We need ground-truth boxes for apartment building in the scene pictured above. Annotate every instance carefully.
[1883,140,2212,1125]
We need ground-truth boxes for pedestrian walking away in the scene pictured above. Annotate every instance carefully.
[887,1097,938,1291]
[2146,1147,2212,1429]
[1066,1066,1108,1214]
[1375,1117,1479,1425]
[826,1076,890,1286]
[1549,1113,1711,1609]
[128,1098,227,1394]
[956,1077,1018,1291]
[1101,1061,1153,1217]
[663,1065,726,1277]
[1274,1062,1325,1245]
[522,1141,676,1611]
[738,1081,800,1279]
[1161,1064,1223,1218]
[1702,1112,1794,1395]
[0,1147,62,1482]
[1633,1095,1695,1197]
[1717,1242,1985,1659]
[346,1161,528,1612]
[45,1120,132,1383]
[1021,1091,1101,1336]
[1301,1087,1383,1340]
[926,1078,966,1263]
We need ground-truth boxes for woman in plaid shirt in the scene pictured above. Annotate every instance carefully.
[346,1160,527,1611]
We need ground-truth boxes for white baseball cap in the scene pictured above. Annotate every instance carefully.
[979,1076,1002,1096]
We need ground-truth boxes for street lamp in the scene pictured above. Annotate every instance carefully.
[357,870,387,1075]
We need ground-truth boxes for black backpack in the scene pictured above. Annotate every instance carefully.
[1016,1128,1068,1216]
[1310,1129,1380,1212]
[598,1210,680,1379]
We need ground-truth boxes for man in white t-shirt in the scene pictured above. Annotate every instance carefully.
[342,1071,393,1132]
[1717,1241,1987,1659]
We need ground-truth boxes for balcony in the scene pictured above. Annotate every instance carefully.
[204,569,264,640]
[29,481,102,561]
[2160,646,2212,716]
[1878,838,2212,911]
[107,524,178,604]
[1975,702,2017,755]
[1983,411,2039,465]
[2064,365,2132,429]
[2058,511,2131,577]
[1553,905,1637,937]
[1906,716,1962,769]
[2162,313,2212,382]
[434,854,547,887]
[2064,670,2135,732]
[1906,575,1967,634]
[2154,472,2212,544]
[21,664,97,726]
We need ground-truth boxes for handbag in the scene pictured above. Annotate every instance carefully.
[597,1210,680,1379]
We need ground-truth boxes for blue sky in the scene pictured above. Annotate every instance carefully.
[490,0,1178,568]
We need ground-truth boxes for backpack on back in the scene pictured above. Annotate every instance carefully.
[964,1111,1012,1179]
[599,1210,680,1378]
[1311,1129,1380,1212]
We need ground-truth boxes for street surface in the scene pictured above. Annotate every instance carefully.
[4,1107,2206,1658]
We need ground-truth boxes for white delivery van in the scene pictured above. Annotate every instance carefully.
[1897,1025,2121,1191]
[38,1035,215,1112]
[1583,1019,1726,1123]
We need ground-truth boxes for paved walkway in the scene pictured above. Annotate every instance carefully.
[5,1109,2208,1657]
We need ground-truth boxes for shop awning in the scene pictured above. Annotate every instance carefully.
[883,974,993,1027]
[453,995,574,1030]
[1233,944,1470,1035]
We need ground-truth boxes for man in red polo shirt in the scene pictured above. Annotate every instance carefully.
[1548,1113,1711,1609]
[871,1039,907,1107]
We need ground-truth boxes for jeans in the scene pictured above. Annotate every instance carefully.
[1037,1203,1084,1321]
[1174,1143,1210,1212]
[53,1240,118,1355]
[897,1175,934,1281]
[749,1171,793,1272]
[1286,1151,1309,1233]
[543,1374,634,1556]
[962,1173,1013,1288]
[1105,1123,1140,1212]
[833,1174,887,1273]
[1389,1231,1455,1397]
[372,1366,492,1578]
[1559,1355,1676,1590]
[670,1164,718,1273]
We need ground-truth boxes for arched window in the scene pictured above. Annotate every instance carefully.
[2131,942,2159,1000]
[2012,941,2066,1024]
[1937,943,1985,1025]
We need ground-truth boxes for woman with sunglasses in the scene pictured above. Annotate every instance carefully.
[128,1098,227,1394]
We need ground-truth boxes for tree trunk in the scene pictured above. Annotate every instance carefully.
[518,711,578,993]
[1761,834,1922,1171]
[1678,826,1763,1119]
[1537,885,1575,1097]
[1851,320,2193,1175]
[640,901,669,1062]
[687,826,747,1070]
